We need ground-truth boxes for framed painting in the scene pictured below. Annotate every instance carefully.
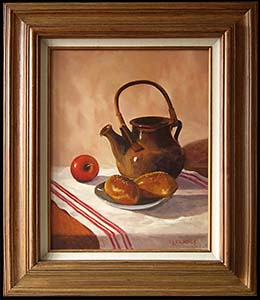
[3,2,258,297]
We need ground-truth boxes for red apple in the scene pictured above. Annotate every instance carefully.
[70,154,99,182]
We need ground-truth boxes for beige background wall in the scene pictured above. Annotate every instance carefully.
[50,49,209,168]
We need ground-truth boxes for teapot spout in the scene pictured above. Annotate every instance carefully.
[100,124,127,162]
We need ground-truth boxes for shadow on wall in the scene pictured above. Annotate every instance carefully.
[183,139,208,177]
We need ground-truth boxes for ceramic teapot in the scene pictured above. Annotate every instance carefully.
[100,80,184,179]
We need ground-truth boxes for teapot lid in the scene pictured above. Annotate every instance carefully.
[130,116,175,131]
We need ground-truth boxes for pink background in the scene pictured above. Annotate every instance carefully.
[50,49,209,168]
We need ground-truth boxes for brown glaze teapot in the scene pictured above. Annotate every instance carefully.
[100,80,184,179]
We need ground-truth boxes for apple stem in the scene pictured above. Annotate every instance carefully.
[83,164,91,171]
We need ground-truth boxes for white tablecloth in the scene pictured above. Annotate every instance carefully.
[51,167,208,250]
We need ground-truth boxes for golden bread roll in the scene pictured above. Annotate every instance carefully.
[134,171,178,199]
[104,175,140,205]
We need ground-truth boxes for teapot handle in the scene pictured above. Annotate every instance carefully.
[114,80,180,146]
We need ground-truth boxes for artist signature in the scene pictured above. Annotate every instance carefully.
[169,239,197,246]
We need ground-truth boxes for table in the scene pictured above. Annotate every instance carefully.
[50,139,208,250]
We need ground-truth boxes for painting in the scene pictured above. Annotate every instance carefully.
[49,47,210,251]
[3,2,257,296]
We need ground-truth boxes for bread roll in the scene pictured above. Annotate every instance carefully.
[134,171,178,199]
[104,175,140,205]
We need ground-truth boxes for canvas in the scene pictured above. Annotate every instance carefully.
[49,48,210,251]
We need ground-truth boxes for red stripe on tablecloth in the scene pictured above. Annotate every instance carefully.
[51,180,132,249]
[179,173,208,188]
[51,187,119,250]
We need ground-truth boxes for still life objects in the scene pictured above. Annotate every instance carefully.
[100,80,185,179]
[103,175,140,205]
[134,171,178,199]
[95,80,183,209]
[70,154,99,182]
[95,171,178,208]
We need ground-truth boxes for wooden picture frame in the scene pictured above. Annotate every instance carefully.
[3,2,258,296]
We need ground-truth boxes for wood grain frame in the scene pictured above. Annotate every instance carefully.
[3,2,258,297]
